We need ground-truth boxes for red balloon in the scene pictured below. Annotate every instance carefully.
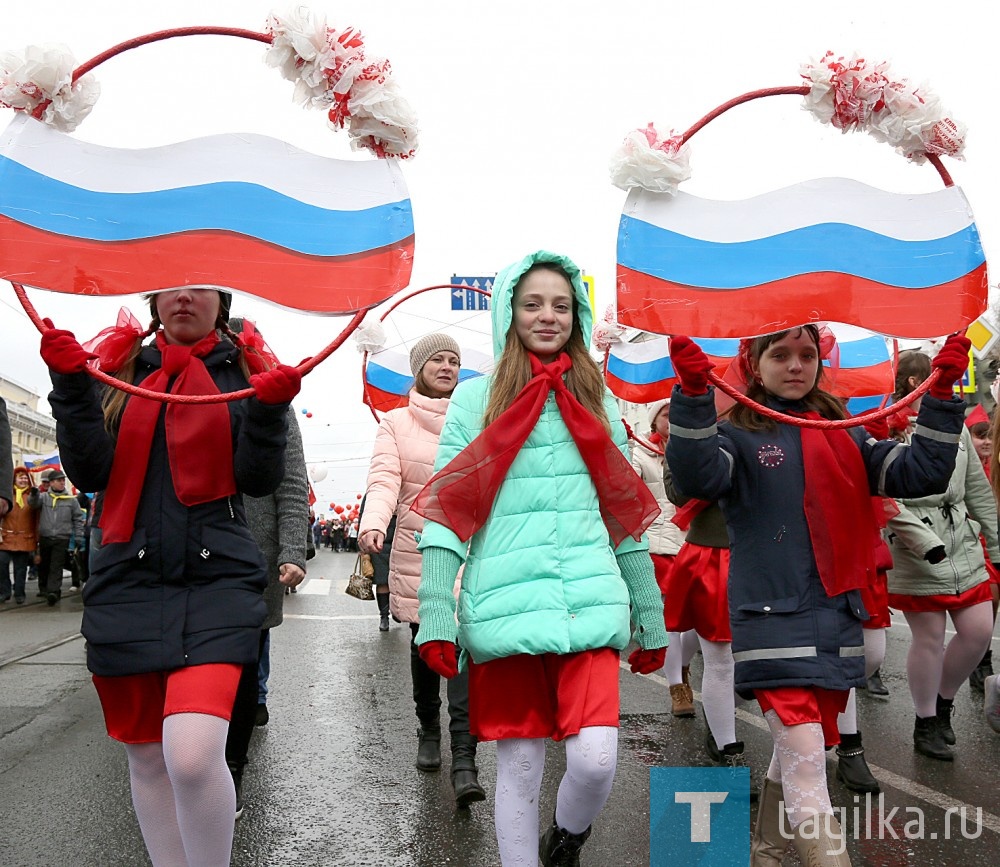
[335,505,344,514]
[356,493,362,499]
[306,412,313,418]
[329,502,335,509]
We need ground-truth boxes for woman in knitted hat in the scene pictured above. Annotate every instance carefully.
[358,331,486,808]
[38,286,301,867]
[410,251,666,866]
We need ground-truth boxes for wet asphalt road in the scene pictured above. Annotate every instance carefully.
[2,547,1000,866]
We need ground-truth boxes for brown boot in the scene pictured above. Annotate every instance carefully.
[750,777,788,866]
[791,811,852,866]
[670,683,695,717]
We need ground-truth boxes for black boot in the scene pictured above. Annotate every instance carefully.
[913,714,953,761]
[714,740,759,802]
[376,591,390,632]
[416,723,442,771]
[866,667,889,697]
[936,694,956,746]
[835,731,880,793]
[228,761,245,820]
[539,816,591,867]
[969,649,993,693]
[450,733,485,808]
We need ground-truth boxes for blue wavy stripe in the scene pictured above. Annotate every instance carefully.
[0,156,413,256]
[836,338,890,368]
[618,216,985,289]
[847,395,887,414]
[607,352,674,386]
[367,363,482,395]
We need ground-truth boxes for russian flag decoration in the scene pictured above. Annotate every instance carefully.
[22,451,60,473]
[366,347,493,412]
[617,178,987,339]
[0,115,414,312]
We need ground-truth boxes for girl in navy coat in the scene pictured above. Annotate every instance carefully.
[40,287,300,867]
[666,325,968,867]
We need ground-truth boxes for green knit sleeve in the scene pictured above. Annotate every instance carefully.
[617,550,669,650]
[415,546,463,645]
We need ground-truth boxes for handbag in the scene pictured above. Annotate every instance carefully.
[346,555,375,601]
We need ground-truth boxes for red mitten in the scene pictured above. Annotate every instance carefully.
[863,416,889,441]
[419,640,459,679]
[929,334,972,400]
[628,646,666,675]
[39,318,96,374]
[670,336,713,396]
[250,363,302,405]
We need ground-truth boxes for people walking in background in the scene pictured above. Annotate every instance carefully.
[359,332,486,809]
[28,469,84,605]
[39,286,299,867]
[667,327,968,865]
[412,251,666,866]
[885,349,999,762]
[359,494,395,631]
[1,466,39,604]
[631,399,697,717]
[0,396,11,520]
[224,317,309,820]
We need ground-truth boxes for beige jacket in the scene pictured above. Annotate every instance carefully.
[631,441,685,556]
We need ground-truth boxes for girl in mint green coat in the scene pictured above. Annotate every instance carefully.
[412,250,667,867]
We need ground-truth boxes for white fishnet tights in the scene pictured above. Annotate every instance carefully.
[123,712,235,867]
[763,711,832,829]
[494,727,617,866]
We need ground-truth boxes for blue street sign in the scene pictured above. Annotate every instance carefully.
[451,276,493,310]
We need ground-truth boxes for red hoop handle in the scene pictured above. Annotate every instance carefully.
[707,368,939,429]
[360,284,492,421]
[675,85,954,187]
[13,281,368,404]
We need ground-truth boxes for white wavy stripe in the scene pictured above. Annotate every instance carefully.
[0,114,408,210]
[623,177,974,243]
[370,346,494,378]
[610,335,670,363]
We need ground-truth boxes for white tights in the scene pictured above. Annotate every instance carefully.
[764,711,832,829]
[494,727,617,867]
[663,629,698,685]
[837,627,886,735]
[904,602,994,717]
[123,712,235,867]
[697,636,737,746]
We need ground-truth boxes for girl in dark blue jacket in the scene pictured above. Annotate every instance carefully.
[666,325,968,867]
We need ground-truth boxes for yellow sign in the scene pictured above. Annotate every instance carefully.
[966,316,1000,359]
[582,274,595,317]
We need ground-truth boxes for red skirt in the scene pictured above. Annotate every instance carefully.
[756,686,850,747]
[662,542,731,642]
[468,648,620,742]
[650,553,676,596]
[860,569,891,629]
[981,536,1000,585]
[888,578,992,613]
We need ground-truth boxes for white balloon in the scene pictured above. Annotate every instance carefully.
[309,464,328,482]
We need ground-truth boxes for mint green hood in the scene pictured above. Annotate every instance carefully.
[490,250,593,358]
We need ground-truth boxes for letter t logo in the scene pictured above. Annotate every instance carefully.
[674,791,729,842]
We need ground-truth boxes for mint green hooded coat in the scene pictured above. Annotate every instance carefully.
[416,250,666,664]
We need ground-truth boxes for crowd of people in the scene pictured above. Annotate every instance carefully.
[3,259,1000,866]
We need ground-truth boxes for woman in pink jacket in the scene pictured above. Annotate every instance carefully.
[358,333,485,809]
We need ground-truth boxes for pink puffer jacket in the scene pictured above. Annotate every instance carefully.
[360,389,453,623]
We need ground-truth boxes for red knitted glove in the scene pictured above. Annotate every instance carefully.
[39,318,96,374]
[250,363,301,405]
[928,335,972,400]
[670,336,713,396]
[419,640,459,679]
[628,646,666,674]
[863,416,889,440]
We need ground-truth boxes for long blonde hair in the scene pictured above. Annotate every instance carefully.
[482,264,610,431]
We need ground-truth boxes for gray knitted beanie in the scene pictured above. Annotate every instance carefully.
[409,333,461,377]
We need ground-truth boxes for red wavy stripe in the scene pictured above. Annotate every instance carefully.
[604,370,674,403]
[365,382,409,413]
[0,215,413,313]
[616,266,988,339]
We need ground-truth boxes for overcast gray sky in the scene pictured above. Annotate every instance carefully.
[2,0,996,506]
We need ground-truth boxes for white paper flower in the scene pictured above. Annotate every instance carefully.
[610,123,692,195]
[0,43,99,132]
[353,319,386,353]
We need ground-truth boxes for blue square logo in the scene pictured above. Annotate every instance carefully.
[650,766,750,866]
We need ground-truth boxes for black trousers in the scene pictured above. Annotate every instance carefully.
[409,623,470,737]
[226,630,268,771]
[37,536,69,595]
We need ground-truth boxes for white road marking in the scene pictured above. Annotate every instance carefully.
[295,578,332,595]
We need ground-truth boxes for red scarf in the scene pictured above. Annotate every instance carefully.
[796,411,878,596]
[99,331,236,544]
[411,352,660,546]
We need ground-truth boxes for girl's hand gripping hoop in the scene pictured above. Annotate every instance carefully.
[669,336,713,396]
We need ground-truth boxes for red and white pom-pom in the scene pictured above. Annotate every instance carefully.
[800,52,965,164]
[353,318,386,354]
[609,123,692,195]
[591,304,624,353]
[0,44,99,132]
[265,9,418,158]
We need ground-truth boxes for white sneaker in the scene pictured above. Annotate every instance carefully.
[984,674,1000,733]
